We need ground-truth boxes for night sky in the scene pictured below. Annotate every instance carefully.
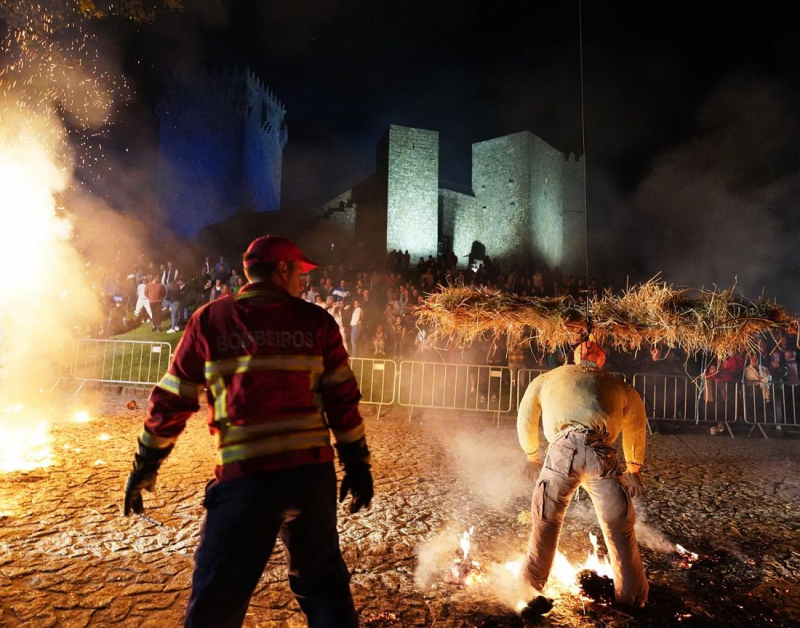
[100,1,800,306]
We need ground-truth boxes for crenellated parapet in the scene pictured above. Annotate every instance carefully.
[155,66,286,239]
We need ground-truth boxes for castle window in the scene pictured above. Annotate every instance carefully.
[508,178,514,183]
[261,102,269,128]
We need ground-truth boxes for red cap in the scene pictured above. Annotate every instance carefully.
[243,236,318,273]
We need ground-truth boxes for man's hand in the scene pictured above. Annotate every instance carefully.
[622,471,644,498]
[123,467,158,516]
[523,460,542,481]
[122,439,173,516]
[339,462,374,514]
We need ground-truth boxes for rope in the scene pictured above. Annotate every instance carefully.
[578,0,591,332]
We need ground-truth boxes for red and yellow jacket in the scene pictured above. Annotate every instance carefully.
[139,281,365,481]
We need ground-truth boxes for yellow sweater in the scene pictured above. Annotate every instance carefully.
[517,365,646,473]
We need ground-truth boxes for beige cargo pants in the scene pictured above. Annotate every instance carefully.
[523,427,649,607]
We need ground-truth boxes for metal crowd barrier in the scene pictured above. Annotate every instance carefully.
[740,382,799,438]
[348,357,397,418]
[397,360,514,425]
[71,339,173,391]
[632,373,798,438]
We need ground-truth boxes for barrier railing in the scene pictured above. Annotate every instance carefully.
[632,373,742,435]
[349,358,396,417]
[72,339,172,390]
[397,360,514,425]
[740,382,799,437]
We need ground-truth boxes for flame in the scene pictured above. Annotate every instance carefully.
[504,532,615,604]
[72,411,93,424]
[450,527,486,586]
[0,405,52,471]
[460,526,474,561]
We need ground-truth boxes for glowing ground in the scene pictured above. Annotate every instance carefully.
[0,394,798,627]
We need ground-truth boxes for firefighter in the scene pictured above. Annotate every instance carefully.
[123,235,373,628]
[517,339,649,608]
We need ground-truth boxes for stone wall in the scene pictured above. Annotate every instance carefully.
[471,132,533,265]
[440,188,476,262]
[157,68,285,240]
[527,134,568,270]
[385,126,439,261]
[560,155,586,275]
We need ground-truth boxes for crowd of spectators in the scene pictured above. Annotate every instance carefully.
[97,248,798,408]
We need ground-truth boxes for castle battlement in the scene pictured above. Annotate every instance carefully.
[156,67,286,239]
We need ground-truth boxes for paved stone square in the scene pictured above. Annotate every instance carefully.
[0,394,798,627]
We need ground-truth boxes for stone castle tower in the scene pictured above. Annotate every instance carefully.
[156,67,287,239]
[312,125,585,273]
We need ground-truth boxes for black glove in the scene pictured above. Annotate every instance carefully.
[123,440,173,516]
[336,437,374,514]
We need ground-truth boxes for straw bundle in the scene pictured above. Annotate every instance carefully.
[416,279,796,358]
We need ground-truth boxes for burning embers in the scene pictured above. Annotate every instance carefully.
[0,406,96,472]
[448,527,486,587]
[676,543,700,569]
[442,527,700,616]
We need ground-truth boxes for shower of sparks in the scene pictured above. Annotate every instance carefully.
[0,3,172,471]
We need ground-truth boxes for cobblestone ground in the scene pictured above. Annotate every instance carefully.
[0,393,798,627]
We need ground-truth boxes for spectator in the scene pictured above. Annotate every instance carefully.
[333,280,350,302]
[350,299,364,357]
[214,256,231,281]
[331,302,348,353]
[391,316,406,358]
[166,280,184,333]
[133,278,153,324]
[744,354,771,402]
[161,261,179,286]
[210,279,224,302]
[202,279,213,304]
[145,276,166,331]
[372,324,386,356]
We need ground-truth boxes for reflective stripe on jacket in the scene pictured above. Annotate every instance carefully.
[142,281,364,481]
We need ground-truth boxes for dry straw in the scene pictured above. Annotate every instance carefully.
[415,279,796,359]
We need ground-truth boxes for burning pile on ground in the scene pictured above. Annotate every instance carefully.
[416,279,796,359]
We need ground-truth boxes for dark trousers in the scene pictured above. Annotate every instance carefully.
[184,463,358,628]
[150,302,162,329]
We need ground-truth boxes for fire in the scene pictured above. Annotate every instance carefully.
[0,405,52,471]
[504,532,615,603]
[0,8,109,473]
[72,411,93,424]
[676,543,699,568]
[449,526,486,586]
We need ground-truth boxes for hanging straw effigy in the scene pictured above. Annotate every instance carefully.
[415,279,797,359]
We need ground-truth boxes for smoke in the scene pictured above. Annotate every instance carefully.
[423,417,529,511]
[0,4,160,470]
[629,76,800,311]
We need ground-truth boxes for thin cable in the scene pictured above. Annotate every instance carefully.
[578,0,591,332]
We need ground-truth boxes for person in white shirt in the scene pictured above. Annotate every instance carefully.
[350,300,363,357]
[133,278,153,323]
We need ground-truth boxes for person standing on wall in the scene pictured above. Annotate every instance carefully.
[123,235,374,628]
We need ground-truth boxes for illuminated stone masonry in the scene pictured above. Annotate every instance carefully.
[312,125,586,273]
